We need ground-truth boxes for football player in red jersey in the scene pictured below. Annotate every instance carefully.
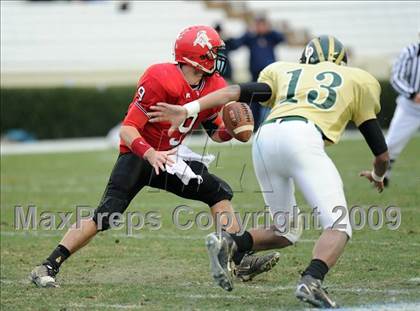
[30,26,279,290]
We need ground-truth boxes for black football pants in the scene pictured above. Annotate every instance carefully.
[92,152,233,230]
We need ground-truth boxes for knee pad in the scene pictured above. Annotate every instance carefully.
[93,196,129,231]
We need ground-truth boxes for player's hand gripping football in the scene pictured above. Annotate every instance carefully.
[149,103,188,135]
[359,171,385,193]
[143,148,177,175]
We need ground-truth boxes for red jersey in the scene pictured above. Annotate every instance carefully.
[120,63,227,153]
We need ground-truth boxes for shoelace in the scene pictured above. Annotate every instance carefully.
[43,263,58,277]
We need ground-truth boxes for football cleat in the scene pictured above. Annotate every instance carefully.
[205,231,237,291]
[295,274,338,309]
[30,263,59,288]
[234,251,280,282]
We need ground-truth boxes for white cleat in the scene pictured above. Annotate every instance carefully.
[295,274,338,309]
[30,264,59,288]
[205,232,236,291]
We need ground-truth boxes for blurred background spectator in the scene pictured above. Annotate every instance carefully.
[224,15,308,128]
[214,23,234,82]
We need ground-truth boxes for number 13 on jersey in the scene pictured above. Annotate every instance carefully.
[281,69,343,110]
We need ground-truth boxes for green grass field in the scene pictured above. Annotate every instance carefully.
[1,137,420,310]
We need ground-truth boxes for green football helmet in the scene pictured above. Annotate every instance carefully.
[300,35,347,65]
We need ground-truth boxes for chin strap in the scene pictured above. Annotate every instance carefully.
[182,57,214,74]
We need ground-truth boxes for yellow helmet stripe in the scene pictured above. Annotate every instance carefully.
[328,36,335,62]
[312,38,325,62]
[335,48,346,64]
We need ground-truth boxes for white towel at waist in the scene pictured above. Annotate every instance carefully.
[165,145,215,185]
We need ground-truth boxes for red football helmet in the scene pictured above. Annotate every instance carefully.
[174,25,227,75]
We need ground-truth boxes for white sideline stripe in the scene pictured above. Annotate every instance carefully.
[2,278,419,311]
[2,130,395,155]
[407,277,420,284]
[65,303,143,309]
[2,231,420,247]
[245,284,417,295]
[2,278,417,296]
[1,137,112,155]
[176,293,242,300]
[337,302,420,311]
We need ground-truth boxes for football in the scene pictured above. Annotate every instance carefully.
[222,101,254,142]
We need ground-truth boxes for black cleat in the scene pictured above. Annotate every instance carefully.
[295,274,338,309]
[235,251,280,282]
[30,263,59,288]
[205,232,236,291]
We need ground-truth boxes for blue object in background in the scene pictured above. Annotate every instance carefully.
[3,129,37,142]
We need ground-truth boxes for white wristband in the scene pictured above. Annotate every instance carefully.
[184,100,201,117]
[371,170,384,182]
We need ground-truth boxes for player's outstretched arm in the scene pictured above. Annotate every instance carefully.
[148,83,272,135]
[357,119,390,192]
[148,85,240,135]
